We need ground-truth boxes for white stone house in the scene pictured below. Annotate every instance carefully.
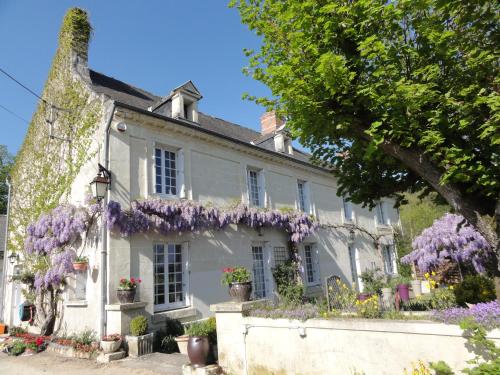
[1,12,399,336]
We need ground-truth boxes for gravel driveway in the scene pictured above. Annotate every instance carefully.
[0,350,187,374]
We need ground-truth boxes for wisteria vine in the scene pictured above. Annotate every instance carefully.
[401,213,494,274]
[22,198,318,293]
[105,198,318,243]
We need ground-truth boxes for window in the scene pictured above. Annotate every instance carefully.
[154,243,188,311]
[297,180,309,212]
[382,245,396,275]
[376,201,389,226]
[348,245,362,291]
[252,246,267,298]
[343,199,353,222]
[303,244,320,285]
[247,168,263,207]
[273,247,288,266]
[155,147,177,196]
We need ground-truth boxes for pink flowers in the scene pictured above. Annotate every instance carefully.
[119,277,142,289]
[222,267,235,273]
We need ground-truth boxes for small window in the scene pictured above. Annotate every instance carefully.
[297,180,309,212]
[343,199,353,222]
[376,201,389,226]
[382,245,396,275]
[183,103,190,120]
[273,247,288,266]
[247,169,263,207]
[155,147,184,197]
[303,244,320,285]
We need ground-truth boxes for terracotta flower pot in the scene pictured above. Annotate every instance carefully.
[228,282,252,302]
[73,262,88,271]
[117,289,136,303]
[187,336,210,368]
[175,335,189,355]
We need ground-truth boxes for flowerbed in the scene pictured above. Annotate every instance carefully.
[250,303,320,321]
[0,333,50,356]
[431,301,500,330]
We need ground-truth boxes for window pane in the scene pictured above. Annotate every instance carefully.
[343,199,353,221]
[252,246,266,298]
[248,170,261,206]
[273,247,288,266]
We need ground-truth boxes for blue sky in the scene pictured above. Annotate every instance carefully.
[0,0,272,155]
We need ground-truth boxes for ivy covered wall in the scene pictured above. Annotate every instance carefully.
[8,8,104,255]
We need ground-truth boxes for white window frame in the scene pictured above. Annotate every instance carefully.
[154,145,185,199]
[348,245,363,291]
[153,242,190,312]
[375,201,390,226]
[247,168,264,207]
[301,243,321,286]
[343,198,354,223]
[296,180,310,213]
[382,244,397,275]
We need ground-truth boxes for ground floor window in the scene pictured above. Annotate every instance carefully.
[273,246,288,266]
[252,245,267,299]
[303,244,320,286]
[348,245,362,291]
[382,245,396,275]
[154,243,188,311]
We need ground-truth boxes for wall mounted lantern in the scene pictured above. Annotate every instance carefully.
[8,252,19,265]
[90,163,111,202]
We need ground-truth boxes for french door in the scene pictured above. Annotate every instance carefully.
[252,245,272,299]
[154,243,189,311]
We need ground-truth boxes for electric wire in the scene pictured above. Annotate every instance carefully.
[0,67,48,105]
[0,103,30,124]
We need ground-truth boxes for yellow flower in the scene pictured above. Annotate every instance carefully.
[424,272,430,279]
[448,285,454,290]
[431,271,436,276]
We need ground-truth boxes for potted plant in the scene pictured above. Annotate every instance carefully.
[174,334,189,355]
[125,315,154,357]
[221,266,252,302]
[101,333,122,353]
[117,277,142,303]
[390,276,411,302]
[186,318,217,368]
[381,278,394,310]
[73,255,89,271]
[0,322,6,334]
[411,279,422,297]
[359,268,384,300]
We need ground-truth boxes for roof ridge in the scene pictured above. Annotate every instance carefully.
[198,112,261,136]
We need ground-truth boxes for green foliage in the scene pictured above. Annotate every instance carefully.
[0,145,13,214]
[429,361,454,375]
[360,268,385,294]
[430,288,457,310]
[71,329,97,346]
[454,275,496,307]
[460,318,500,374]
[230,0,499,232]
[8,340,26,356]
[221,266,252,286]
[8,326,27,336]
[186,317,217,343]
[355,294,381,318]
[327,278,357,311]
[154,317,185,353]
[130,316,148,336]
[272,260,304,305]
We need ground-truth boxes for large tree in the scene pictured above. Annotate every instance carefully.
[0,145,14,214]
[231,0,499,270]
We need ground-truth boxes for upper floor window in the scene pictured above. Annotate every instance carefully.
[343,198,353,222]
[247,168,264,207]
[155,147,184,197]
[297,180,310,213]
[376,201,390,226]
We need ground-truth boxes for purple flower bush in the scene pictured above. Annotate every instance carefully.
[250,303,320,321]
[24,204,90,291]
[105,198,318,243]
[431,301,500,330]
[401,213,493,273]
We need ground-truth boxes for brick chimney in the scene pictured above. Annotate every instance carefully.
[260,111,285,135]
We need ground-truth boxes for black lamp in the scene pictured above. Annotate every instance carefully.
[90,163,111,201]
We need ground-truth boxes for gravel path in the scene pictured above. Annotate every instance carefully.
[0,350,186,374]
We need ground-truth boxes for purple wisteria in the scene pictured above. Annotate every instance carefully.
[105,199,318,243]
[24,205,89,291]
[431,301,500,330]
[401,213,493,273]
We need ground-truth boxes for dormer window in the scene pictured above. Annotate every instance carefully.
[153,80,202,123]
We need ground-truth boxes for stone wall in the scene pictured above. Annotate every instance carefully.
[211,301,500,375]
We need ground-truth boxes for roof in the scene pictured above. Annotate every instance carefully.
[86,69,314,166]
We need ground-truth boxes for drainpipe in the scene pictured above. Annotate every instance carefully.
[0,176,11,322]
[100,102,115,338]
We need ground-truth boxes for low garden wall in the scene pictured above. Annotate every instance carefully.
[211,300,500,375]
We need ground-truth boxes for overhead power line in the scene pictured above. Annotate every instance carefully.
[0,67,48,105]
[0,103,30,124]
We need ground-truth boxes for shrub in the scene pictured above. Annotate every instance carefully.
[356,295,381,318]
[8,326,27,336]
[360,268,385,295]
[130,315,148,336]
[9,340,27,356]
[454,275,496,306]
[154,318,185,354]
[272,261,304,305]
[430,288,457,310]
[72,329,96,346]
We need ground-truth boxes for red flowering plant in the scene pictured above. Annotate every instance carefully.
[221,266,251,286]
[102,333,121,342]
[118,277,142,290]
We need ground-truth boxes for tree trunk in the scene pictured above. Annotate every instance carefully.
[35,288,57,336]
